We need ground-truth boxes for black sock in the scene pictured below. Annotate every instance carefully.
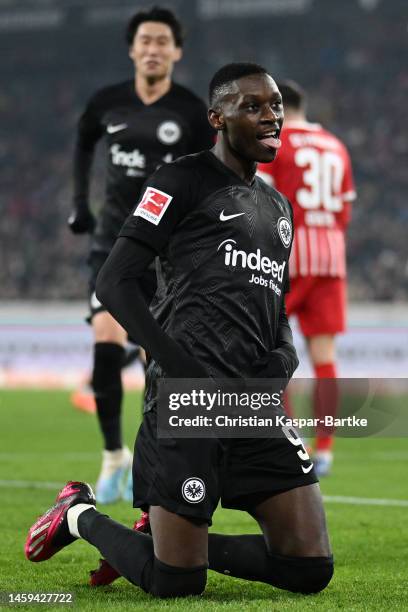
[78,508,153,586]
[208,533,333,594]
[92,342,124,451]
[78,509,207,597]
[209,534,270,580]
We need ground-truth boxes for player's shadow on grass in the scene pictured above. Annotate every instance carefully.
[204,577,319,601]
[74,578,320,603]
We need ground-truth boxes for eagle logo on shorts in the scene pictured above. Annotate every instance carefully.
[277,217,292,248]
[181,477,206,504]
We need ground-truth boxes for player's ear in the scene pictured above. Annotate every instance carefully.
[208,108,225,131]
[173,46,183,62]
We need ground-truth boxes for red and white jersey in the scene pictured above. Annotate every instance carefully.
[258,120,356,278]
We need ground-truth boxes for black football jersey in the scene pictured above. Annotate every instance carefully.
[73,80,214,253]
[120,151,294,378]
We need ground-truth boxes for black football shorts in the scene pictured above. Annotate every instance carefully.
[87,250,109,321]
[132,404,318,524]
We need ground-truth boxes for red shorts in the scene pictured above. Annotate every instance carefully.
[285,276,346,337]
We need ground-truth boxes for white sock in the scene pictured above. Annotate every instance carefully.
[67,503,94,539]
[99,446,132,479]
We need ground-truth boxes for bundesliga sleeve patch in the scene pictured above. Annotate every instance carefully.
[134,187,173,225]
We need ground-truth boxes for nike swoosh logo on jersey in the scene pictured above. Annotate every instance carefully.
[107,123,128,134]
[219,210,246,221]
[302,463,314,474]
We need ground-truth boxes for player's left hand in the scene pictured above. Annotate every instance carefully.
[68,209,96,234]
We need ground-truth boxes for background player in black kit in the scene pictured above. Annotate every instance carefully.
[27,64,333,598]
[68,7,214,504]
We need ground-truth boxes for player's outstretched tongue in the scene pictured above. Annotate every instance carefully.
[261,135,281,150]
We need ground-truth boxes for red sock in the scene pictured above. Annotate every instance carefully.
[313,363,338,452]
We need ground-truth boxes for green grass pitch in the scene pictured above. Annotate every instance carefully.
[0,390,407,611]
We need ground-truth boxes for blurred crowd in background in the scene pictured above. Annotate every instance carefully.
[2,0,407,301]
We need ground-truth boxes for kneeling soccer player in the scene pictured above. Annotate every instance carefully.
[26,63,333,598]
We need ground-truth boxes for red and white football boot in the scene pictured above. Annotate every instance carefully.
[25,481,95,562]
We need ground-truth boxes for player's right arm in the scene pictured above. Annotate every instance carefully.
[68,92,105,234]
[96,163,207,378]
[338,144,356,230]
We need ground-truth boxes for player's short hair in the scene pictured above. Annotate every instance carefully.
[276,80,306,110]
[209,62,270,107]
[126,6,184,47]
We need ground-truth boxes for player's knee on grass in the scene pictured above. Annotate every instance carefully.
[267,553,334,594]
[143,557,207,598]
